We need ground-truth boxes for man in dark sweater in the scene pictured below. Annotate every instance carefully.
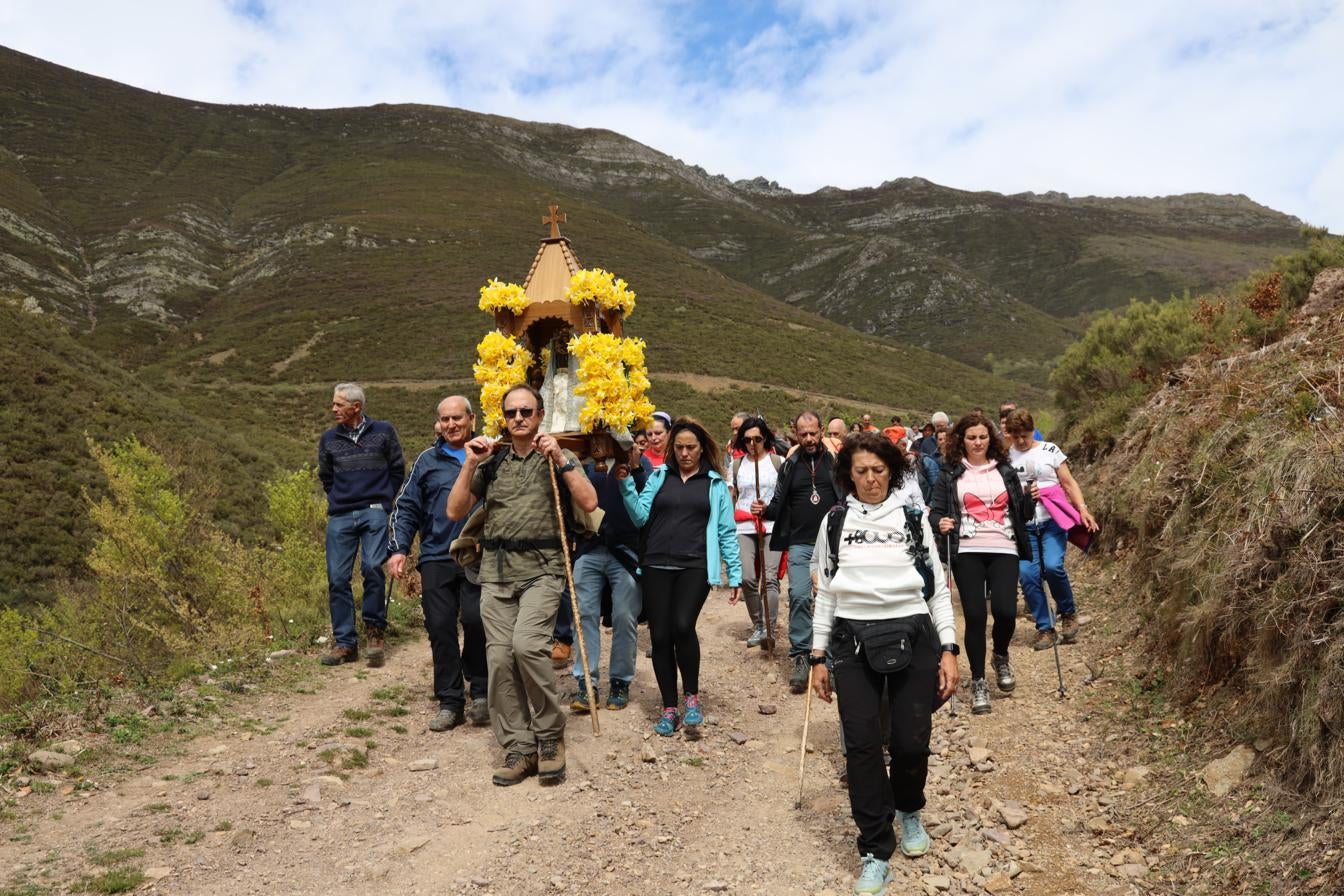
[388,395,486,730]
[317,383,405,667]
[755,410,840,693]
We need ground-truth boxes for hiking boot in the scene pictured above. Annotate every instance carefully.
[654,707,680,737]
[682,694,704,739]
[897,810,930,857]
[991,653,1016,693]
[467,698,491,727]
[550,641,573,666]
[319,644,358,666]
[1032,628,1058,651]
[491,751,537,786]
[1059,612,1080,644]
[537,738,566,785]
[606,679,630,711]
[428,707,464,732]
[854,853,893,895]
[970,678,991,715]
[365,627,386,668]
[790,655,810,694]
[746,624,765,648]
[570,678,598,714]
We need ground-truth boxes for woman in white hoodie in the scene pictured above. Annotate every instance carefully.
[810,432,960,896]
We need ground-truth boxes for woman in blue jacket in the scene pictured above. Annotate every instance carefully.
[620,417,742,738]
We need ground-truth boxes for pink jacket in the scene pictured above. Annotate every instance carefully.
[1038,485,1095,554]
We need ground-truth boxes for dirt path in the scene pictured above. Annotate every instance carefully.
[3,578,1151,895]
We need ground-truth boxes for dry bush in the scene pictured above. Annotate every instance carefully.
[1089,303,1344,798]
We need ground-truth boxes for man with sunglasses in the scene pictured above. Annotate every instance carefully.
[447,385,597,787]
[388,396,488,731]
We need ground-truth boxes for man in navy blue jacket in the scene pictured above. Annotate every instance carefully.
[388,396,488,730]
[317,383,405,667]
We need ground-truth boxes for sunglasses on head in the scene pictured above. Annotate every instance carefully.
[503,407,536,420]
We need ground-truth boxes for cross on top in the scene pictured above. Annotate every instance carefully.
[542,204,567,239]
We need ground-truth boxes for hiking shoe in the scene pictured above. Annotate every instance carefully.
[491,751,537,786]
[1032,628,1058,651]
[790,656,810,694]
[550,641,573,666]
[971,678,991,715]
[991,653,1016,693]
[897,810,930,857]
[854,853,893,895]
[467,698,491,727]
[365,627,386,668]
[746,624,765,648]
[319,645,358,666]
[682,694,704,739]
[606,679,630,711]
[1059,612,1080,644]
[570,678,598,714]
[537,738,566,785]
[654,707,680,736]
[428,707,464,732]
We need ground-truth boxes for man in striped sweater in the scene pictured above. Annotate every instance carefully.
[317,383,405,667]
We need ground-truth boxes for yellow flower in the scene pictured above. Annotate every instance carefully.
[566,268,636,317]
[567,333,655,433]
[478,278,529,315]
[473,331,534,435]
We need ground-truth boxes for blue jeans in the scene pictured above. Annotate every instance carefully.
[553,585,574,644]
[571,547,642,684]
[1019,519,1077,632]
[786,542,816,658]
[325,506,390,648]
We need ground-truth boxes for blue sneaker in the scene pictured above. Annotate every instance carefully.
[654,707,680,736]
[897,810,930,857]
[853,853,892,895]
[570,678,597,714]
[606,679,630,711]
[683,693,704,727]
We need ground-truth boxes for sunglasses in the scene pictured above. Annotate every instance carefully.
[744,436,764,444]
[503,407,536,420]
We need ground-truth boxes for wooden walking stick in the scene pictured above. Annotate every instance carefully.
[549,462,600,735]
[755,457,776,655]
[795,664,815,809]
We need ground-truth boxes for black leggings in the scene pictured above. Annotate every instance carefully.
[641,566,711,708]
[952,552,1019,679]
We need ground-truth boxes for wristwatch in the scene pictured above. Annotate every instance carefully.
[940,643,960,656]
[556,460,576,475]
[808,654,828,666]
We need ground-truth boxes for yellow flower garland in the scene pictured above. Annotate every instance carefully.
[478,278,529,315]
[473,331,534,435]
[568,333,655,433]
[566,268,636,317]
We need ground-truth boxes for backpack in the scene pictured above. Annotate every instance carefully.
[731,452,783,491]
[822,503,935,601]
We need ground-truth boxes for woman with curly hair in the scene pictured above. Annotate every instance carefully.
[929,412,1034,715]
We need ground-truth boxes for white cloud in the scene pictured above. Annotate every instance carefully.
[2,0,1342,229]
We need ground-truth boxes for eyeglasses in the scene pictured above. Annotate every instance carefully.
[744,436,764,444]
[502,407,536,420]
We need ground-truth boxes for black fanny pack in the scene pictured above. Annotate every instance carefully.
[845,618,923,674]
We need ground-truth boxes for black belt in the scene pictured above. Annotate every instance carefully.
[480,537,562,578]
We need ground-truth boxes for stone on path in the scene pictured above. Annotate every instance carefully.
[702,881,728,892]
[967,747,991,765]
[983,872,1014,893]
[143,867,172,881]
[301,783,322,803]
[1121,765,1150,789]
[1201,745,1254,797]
[641,743,658,763]
[395,834,431,854]
[922,874,952,891]
[960,849,992,875]
[726,731,748,746]
[408,758,438,772]
[28,750,74,771]
[758,704,777,715]
[999,802,1028,830]
[54,739,85,756]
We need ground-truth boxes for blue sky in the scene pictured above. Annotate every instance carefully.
[3,0,1342,230]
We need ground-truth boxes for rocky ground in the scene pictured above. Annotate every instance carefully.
[4,572,1185,896]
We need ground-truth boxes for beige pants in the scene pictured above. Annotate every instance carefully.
[480,574,565,755]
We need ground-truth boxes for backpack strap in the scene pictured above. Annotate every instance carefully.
[824,503,848,581]
[903,506,935,601]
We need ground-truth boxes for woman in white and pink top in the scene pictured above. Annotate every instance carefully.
[928,412,1035,715]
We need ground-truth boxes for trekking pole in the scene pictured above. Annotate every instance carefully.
[943,531,957,717]
[755,457,776,655]
[549,463,600,735]
[795,664,815,809]
[1038,528,1065,700]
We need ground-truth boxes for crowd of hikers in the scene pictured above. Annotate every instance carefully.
[319,383,1098,896]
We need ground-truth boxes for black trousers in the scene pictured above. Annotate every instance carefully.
[420,561,487,711]
[952,551,1019,679]
[641,566,711,708]
[832,615,938,862]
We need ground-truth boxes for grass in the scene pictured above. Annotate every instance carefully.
[341,709,371,722]
[344,727,373,738]
[76,869,143,894]
[87,848,143,868]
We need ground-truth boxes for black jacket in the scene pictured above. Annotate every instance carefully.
[928,459,1035,563]
[762,448,839,552]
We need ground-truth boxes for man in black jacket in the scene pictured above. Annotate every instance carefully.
[388,396,486,731]
[754,410,840,693]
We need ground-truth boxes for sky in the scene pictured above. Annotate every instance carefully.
[3,0,1342,230]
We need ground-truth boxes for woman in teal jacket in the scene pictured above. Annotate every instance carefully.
[620,417,742,737]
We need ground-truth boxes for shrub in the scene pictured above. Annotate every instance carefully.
[255,466,328,642]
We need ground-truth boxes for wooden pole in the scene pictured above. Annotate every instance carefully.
[549,463,600,735]
[755,457,776,654]
[795,665,815,809]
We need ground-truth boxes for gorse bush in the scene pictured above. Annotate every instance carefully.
[256,466,329,641]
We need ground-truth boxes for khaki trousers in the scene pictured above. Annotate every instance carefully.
[480,574,565,755]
